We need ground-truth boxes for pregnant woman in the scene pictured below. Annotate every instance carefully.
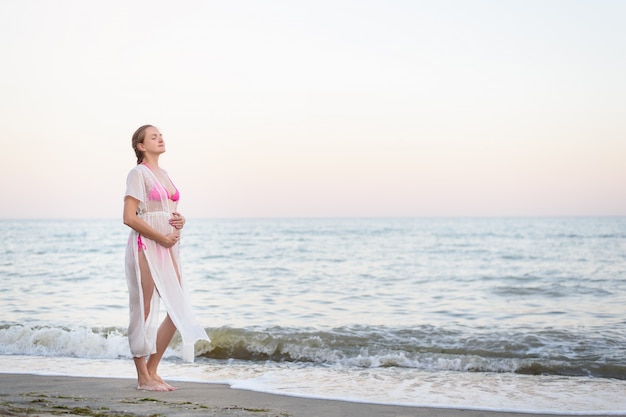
[123,124,209,391]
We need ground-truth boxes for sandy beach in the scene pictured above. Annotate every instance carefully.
[0,373,621,417]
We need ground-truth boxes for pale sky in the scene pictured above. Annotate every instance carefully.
[1,0,625,218]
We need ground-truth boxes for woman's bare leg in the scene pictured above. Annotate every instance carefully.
[144,249,183,390]
[146,314,178,389]
[134,250,171,391]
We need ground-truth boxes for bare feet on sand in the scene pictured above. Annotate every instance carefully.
[136,376,177,392]
[152,374,178,391]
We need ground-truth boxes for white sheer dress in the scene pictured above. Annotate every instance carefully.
[124,163,209,362]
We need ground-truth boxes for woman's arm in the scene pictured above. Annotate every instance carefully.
[123,196,179,248]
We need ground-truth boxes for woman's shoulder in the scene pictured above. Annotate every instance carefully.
[127,164,149,175]
[126,164,150,183]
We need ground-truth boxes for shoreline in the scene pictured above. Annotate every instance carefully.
[1,374,623,417]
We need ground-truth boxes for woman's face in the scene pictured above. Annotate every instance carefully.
[140,126,165,154]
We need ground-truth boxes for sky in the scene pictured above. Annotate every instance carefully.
[1,0,625,218]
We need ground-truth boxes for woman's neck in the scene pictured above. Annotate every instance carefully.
[142,155,160,169]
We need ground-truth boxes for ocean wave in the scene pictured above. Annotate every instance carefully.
[2,322,624,380]
[197,326,626,380]
[0,323,130,359]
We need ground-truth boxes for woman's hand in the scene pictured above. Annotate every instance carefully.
[160,233,180,248]
[169,212,186,230]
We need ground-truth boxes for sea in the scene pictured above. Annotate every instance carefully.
[1,217,625,414]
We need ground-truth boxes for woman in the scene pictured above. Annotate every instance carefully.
[123,124,209,391]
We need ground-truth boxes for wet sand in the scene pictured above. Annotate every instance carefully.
[0,373,621,417]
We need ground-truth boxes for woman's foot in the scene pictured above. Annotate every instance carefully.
[150,373,178,391]
[136,378,171,392]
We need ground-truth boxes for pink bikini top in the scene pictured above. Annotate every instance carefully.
[149,183,180,202]
[142,163,180,202]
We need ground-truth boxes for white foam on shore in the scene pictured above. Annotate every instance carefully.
[1,355,625,414]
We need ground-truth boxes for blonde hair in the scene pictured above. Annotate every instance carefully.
[131,124,154,164]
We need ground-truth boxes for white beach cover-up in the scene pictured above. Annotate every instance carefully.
[124,164,209,362]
